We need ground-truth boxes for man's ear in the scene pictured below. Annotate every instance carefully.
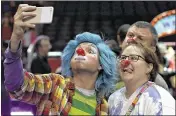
[147,63,153,74]
[152,46,156,52]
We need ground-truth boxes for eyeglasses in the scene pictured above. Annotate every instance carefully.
[118,55,145,62]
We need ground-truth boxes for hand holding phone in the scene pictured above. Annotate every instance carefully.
[10,4,54,52]
[23,7,54,24]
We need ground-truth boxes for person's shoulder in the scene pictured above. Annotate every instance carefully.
[144,84,161,98]
[109,87,125,101]
[155,73,164,81]
[154,85,176,115]
[144,82,174,102]
[31,56,39,62]
[155,73,169,91]
[39,73,66,82]
[154,85,174,100]
[50,73,65,78]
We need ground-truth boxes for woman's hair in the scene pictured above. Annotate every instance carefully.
[61,32,119,97]
[121,41,159,81]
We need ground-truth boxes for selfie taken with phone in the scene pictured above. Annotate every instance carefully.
[1,1,176,116]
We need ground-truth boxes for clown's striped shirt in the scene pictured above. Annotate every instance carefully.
[4,43,109,115]
[69,89,97,115]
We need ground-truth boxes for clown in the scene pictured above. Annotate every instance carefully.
[4,4,118,115]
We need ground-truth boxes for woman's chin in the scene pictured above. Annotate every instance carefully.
[122,76,133,83]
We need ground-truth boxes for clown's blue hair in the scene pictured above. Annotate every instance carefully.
[61,32,119,97]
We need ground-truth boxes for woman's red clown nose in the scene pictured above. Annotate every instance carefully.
[120,59,130,68]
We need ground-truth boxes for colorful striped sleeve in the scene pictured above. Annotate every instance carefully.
[9,71,66,105]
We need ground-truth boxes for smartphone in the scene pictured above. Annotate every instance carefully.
[23,7,54,24]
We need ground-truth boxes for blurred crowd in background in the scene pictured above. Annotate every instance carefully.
[1,1,176,115]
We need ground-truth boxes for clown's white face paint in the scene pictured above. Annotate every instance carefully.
[71,42,101,74]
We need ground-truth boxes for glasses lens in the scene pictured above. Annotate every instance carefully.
[120,55,127,61]
[129,55,138,61]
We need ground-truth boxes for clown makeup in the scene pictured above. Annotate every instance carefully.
[122,26,154,48]
[119,45,151,84]
[71,42,101,74]
[75,43,98,55]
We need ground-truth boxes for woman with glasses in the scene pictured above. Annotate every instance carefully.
[108,42,175,115]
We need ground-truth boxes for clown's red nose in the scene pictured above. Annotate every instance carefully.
[120,60,130,68]
[127,38,135,43]
[76,48,85,56]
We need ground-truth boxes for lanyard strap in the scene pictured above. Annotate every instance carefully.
[125,81,153,115]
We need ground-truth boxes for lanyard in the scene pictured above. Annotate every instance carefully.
[125,81,154,115]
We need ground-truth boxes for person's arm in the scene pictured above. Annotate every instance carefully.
[4,41,65,105]
[3,4,65,106]
[4,42,24,91]
[4,4,36,91]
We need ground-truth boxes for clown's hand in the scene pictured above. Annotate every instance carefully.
[10,4,36,52]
